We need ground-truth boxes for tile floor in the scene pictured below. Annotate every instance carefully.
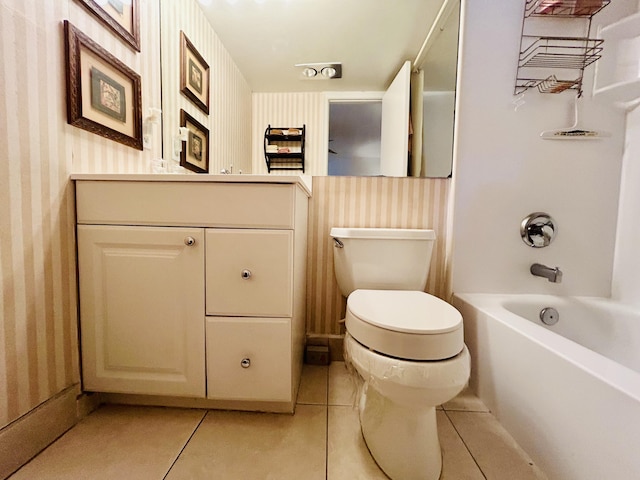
[9,362,548,479]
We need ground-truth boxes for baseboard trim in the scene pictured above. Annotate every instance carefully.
[100,393,295,414]
[0,385,80,480]
[306,333,344,361]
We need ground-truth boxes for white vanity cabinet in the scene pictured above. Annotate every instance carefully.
[74,175,310,412]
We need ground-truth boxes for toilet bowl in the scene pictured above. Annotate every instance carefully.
[330,228,471,480]
[347,333,470,480]
[345,289,470,480]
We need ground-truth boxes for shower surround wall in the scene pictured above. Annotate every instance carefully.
[450,0,636,297]
[612,104,640,308]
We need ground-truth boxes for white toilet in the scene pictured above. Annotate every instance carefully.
[330,227,470,480]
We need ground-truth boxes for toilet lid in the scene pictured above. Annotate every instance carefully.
[345,290,464,360]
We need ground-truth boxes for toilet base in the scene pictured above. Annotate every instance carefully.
[359,383,442,480]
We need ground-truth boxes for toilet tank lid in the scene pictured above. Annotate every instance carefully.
[330,227,435,240]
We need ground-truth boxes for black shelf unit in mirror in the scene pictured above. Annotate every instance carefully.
[264,124,305,173]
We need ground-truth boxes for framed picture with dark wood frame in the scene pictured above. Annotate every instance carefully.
[73,0,140,51]
[64,20,143,150]
[180,109,209,173]
[180,31,210,114]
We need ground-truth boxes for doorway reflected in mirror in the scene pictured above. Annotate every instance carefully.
[328,102,382,177]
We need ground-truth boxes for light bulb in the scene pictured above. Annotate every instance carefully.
[302,67,318,78]
[321,67,337,78]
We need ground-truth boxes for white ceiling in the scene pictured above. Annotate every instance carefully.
[196,0,459,93]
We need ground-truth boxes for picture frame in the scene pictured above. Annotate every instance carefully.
[180,109,210,173]
[180,31,210,114]
[64,20,143,150]
[73,0,140,52]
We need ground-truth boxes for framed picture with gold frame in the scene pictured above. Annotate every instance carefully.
[180,31,210,114]
[73,0,140,52]
[64,20,143,150]
[180,109,209,173]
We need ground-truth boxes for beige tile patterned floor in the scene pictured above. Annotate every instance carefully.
[8,362,548,480]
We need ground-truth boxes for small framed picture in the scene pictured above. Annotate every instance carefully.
[180,109,209,173]
[73,0,140,52]
[180,31,210,114]
[64,20,143,150]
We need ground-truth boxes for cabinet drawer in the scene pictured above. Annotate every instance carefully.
[76,181,295,228]
[206,229,293,317]
[206,317,291,401]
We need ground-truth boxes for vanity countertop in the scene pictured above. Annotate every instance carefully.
[70,173,312,197]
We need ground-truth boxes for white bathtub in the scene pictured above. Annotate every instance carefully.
[452,293,640,480]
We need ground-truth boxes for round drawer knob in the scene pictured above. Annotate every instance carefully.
[184,236,196,246]
[240,358,251,368]
[241,269,252,280]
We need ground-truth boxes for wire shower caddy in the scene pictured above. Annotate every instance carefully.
[514,0,610,95]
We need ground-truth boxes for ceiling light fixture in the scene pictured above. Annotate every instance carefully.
[295,62,342,80]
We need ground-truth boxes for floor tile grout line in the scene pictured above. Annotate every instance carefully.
[162,410,209,480]
[443,409,488,480]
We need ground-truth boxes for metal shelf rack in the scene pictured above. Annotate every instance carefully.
[263,125,306,173]
[515,0,610,95]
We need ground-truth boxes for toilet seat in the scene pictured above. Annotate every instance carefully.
[345,289,463,360]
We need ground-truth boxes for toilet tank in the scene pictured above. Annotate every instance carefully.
[330,227,436,297]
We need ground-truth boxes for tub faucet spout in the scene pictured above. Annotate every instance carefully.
[530,263,562,283]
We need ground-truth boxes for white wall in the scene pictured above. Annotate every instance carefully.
[611,0,640,306]
[612,104,640,307]
[450,0,635,296]
[422,91,455,177]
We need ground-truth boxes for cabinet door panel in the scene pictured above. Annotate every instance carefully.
[206,229,293,316]
[206,317,291,401]
[78,225,205,397]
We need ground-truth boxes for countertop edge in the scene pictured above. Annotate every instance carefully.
[70,173,312,197]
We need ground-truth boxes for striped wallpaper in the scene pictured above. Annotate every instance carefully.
[68,0,162,173]
[0,0,255,430]
[251,93,453,334]
[0,0,163,430]
[306,176,451,335]
[160,0,252,175]
[252,92,328,176]
[0,0,452,435]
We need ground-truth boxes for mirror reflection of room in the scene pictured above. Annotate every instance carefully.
[160,0,460,178]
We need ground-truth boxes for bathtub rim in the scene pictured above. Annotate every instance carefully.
[453,293,640,403]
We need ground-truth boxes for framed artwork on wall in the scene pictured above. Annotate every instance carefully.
[180,31,210,114]
[64,20,143,150]
[180,109,210,173]
[73,0,140,51]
